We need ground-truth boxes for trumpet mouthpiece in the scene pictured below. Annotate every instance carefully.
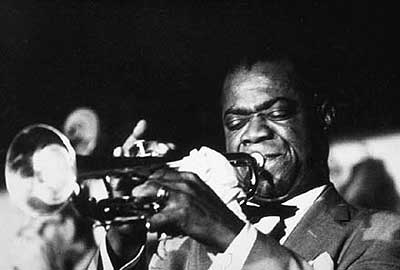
[250,152,265,168]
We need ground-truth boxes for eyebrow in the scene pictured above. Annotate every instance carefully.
[223,97,294,118]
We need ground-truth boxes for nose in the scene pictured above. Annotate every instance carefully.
[241,114,274,145]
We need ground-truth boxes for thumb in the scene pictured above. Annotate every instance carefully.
[132,119,147,139]
[121,119,148,154]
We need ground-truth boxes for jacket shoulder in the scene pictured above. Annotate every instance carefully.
[337,209,400,269]
[353,208,400,240]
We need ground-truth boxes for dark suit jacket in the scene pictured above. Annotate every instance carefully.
[148,185,400,270]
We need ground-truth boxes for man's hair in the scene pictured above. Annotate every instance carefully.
[221,48,336,131]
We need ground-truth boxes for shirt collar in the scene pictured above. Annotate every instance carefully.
[280,185,327,243]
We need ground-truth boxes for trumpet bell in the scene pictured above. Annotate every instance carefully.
[5,124,264,226]
[5,124,78,216]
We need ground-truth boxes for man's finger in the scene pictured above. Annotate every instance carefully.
[147,141,176,156]
[147,169,211,198]
[121,119,148,155]
[131,180,161,199]
[149,169,200,185]
[146,212,172,233]
[131,119,147,139]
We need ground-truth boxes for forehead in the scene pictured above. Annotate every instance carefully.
[222,66,301,110]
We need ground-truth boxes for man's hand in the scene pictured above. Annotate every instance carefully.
[105,174,148,268]
[113,119,176,157]
[106,120,176,267]
[131,168,246,252]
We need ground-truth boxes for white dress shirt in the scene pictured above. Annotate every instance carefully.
[209,185,327,270]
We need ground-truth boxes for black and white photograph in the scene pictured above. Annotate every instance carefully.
[1,1,400,269]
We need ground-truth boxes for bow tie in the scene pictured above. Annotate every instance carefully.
[241,203,299,224]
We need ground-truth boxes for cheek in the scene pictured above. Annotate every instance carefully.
[282,123,311,163]
[271,115,310,155]
[224,129,241,152]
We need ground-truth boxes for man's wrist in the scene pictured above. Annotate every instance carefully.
[209,222,258,270]
[212,216,246,252]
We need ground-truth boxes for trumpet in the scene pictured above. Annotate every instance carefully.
[5,124,265,227]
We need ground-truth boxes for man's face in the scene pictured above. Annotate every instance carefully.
[222,63,316,201]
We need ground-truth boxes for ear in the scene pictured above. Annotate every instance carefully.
[317,100,336,131]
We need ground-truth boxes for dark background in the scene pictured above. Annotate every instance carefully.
[1,1,399,168]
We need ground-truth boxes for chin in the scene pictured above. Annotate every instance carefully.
[251,168,300,203]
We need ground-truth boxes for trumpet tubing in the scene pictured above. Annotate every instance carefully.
[5,124,264,226]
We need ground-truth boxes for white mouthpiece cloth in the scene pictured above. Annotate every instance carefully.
[168,146,247,221]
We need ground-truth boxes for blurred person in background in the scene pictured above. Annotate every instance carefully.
[11,204,97,270]
[63,107,101,156]
[339,158,400,212]
[8,107,101,270]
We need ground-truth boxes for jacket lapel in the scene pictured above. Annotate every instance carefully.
[284,185,353,262]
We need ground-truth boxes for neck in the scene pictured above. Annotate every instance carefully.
[289,168,330,201]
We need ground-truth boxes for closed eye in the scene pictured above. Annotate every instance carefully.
[266,100,298,121]
[267,108,295,121]
[224,115,249,130]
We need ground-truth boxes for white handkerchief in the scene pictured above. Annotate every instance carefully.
[169,146,247,220]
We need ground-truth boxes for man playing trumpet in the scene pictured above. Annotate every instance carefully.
[91,51,400,270]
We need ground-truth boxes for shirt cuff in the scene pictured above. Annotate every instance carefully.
[99,234,145,270]
[209,222,258,270]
